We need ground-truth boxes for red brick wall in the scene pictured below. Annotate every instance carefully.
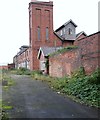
[76,34,86,41]
[29,1,62,70]
[62,41,74,47]
[0,64,15,70]
[49,32,100,77]
[0,66,8,70]
[53,33,63,47]
[74,32,100,74]
[8,63,15,69]
[14,48,30,69]
[49,48,81,77]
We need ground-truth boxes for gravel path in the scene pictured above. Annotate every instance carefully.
[2,74,99,119]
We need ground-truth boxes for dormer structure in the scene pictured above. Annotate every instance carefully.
[55,19,77,41]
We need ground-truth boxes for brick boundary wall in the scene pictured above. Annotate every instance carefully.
[74,31,100,74]
[0,66,8,70]
[49,32,100,77]
[49,48,81,77]
[0,63,15,70]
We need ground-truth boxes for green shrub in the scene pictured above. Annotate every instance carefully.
[87,68,100,84]
[31,68,100,107]
[31,70,42,78]
[31,70,42,75]
[49,46,78,56]
[50,77,68,90]
[62,69,100,107]
[2,110,9,120]
[16,68,31,75]
[18,67,27,73]
[71,67,85,79]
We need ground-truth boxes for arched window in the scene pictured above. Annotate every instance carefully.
[37,26,41,40]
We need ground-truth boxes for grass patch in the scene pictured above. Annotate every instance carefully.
[0,101,12,120]
[12,68,32,75]
[2,77,15,91]
[1,111,9,120]
[2,71,14,119]
[3,86,9,91]
[0,99,2,109]
[49,46,78,56]
[2,105,13,110]
[2,71,15,90]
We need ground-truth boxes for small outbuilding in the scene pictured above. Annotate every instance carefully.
[37,46,62,74]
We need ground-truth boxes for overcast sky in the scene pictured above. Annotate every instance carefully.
[0,0,99,65]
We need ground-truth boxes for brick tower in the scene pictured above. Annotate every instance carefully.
[29,0,55,70]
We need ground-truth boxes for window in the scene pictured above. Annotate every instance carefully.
[40,61,46,70]
[29,11,32,28]
[37,26,41,40]
[68,28,72,35]
[46,27,49,40]
[63,28,65,34]
[60,30,63,36]
[27,51,28,56]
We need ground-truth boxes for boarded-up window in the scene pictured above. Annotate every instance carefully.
[46,27,49,40]
[63,28,65,34]
[29,11,32,28]
[60,30,63,36]
[36,8,41,26]
[68,28,72,35]
[37,26,41,41]
[40,61,46,70]
[45,10,50,26]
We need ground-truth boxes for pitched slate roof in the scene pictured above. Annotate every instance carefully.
[76,31,87,39]
[55,19,77,32]
[17,45,29,56]
[64,19,77,27]
[37,46,62,59]
[54,31,76,41]
[53,31,63,41]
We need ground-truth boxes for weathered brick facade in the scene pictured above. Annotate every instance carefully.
[13,46,30,69]
[74,32,100,74]
[8,63,15,70]
[49,32,100,77]
[0,63,15,70]
[13,1,63,70]
[0,65,8,70]
[29,1,62,70]
[49,48,81,77]
[13,0,99,77]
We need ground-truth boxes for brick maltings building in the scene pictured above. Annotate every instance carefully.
[14,0,62,70]
[28,0,62,70]
[13,0,100,76]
